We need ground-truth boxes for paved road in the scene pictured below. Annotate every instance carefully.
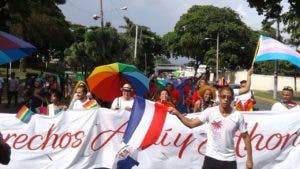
[254,99,272,111]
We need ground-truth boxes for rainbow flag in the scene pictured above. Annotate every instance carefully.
[16,105,33,123]
[253,35,300,68]
[83,99,98,109]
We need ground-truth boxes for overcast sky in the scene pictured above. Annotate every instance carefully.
[59,0,267,36]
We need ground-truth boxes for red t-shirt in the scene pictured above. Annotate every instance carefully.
[183,85,192,95]
[171,89,181,104]
[192,91,200,105]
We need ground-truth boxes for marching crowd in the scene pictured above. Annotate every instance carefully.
[0,68,299,168]
[0,68,298,116]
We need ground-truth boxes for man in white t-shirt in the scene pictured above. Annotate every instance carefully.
[69,85,90,110]
[111,83,134,111]
[168,86,253,169]
[271,86,299,111]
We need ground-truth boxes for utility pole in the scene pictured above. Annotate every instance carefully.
[100,0,104,27]
[216,32,219,80]
[134,25,138,63]
[273,18,280,99]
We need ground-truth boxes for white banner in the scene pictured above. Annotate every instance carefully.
[0,108,300,169]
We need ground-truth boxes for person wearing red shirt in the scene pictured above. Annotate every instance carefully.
[183,78,193,112]
[156,89,175,108]
[192,78,208,105]
[166,82,181,106]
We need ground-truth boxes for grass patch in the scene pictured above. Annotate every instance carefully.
[254,90,277,100]
[254,90,300,103]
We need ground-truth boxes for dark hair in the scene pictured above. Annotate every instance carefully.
[166,82,173,87]
[77,85,88,94]
[240,80,247,84]
[156,89,171,101]
[159,89,170,96]
[51,89,63,101]
[283,86,293,93]
[0,140,11,164]
[219,86,234,96]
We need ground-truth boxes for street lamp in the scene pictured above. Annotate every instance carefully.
[92,0,104,27]
[204,32,219,80]
[120,6,139,63]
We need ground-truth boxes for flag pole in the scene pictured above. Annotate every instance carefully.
[251,36,261,68]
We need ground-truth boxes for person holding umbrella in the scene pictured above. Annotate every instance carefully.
[111,83,134,111]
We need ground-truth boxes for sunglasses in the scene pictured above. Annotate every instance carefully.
[122,89,131,92]
[219,95,233,100]
[283,86,293,92]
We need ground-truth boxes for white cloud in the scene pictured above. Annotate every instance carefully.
[59,0,265,35]
[236,4,246,18]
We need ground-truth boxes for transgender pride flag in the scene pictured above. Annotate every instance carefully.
[253,35,300,68]
[123,96,168,150]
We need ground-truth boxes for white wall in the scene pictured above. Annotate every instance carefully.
[232,70,300,92]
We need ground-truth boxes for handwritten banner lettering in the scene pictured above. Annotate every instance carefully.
[0,108,299,169]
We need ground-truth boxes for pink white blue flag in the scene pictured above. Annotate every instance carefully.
[253,35,300,68]
[123,96,168,150]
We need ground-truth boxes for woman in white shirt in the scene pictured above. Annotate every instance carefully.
[48,89,67,117]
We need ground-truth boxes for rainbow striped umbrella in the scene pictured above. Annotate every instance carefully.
[0,31,37,65]
[87,62,149,102]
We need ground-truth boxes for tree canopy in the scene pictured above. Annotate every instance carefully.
[246,0,300,48]
[0,0,73,70]
[120,17,165,75]
[163,5,258,74]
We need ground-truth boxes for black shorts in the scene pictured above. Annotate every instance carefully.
[202,156,237,169]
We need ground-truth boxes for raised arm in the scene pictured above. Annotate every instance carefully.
[239,68,254,95]
[168,107,203,128]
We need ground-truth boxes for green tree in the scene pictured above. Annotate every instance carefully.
[247,0,300,76]
[70,23,87,43]
[120,17,164,75]
[282,10,300,49]
[162,32,179,57]
[155,56,171,64]
[246,0,299,49]
[84,26,129,67]
[168,5,256,76]
[0,0,73,72]
[65,25,129,76]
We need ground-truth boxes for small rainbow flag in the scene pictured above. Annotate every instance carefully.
[83,99,98,109]
[16,105,33,123]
